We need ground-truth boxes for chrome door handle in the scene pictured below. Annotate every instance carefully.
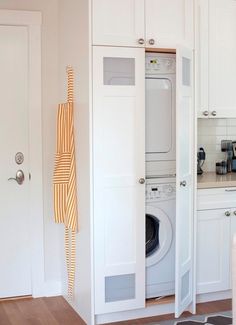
[8,170,25,185]
[138,38,145,45]
[180,180,187,187]
[211,110,217,116]
[148,38,155,45]
[139,178,145,184]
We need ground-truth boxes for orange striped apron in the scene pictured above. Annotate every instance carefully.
[53,67,78,298]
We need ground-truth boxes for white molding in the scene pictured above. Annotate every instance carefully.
[0,10,44,298]
[196,290,232,303]
[0,10,41,26]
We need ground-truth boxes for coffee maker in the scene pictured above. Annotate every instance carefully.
[197,147,206,175]
[232,142,236,172]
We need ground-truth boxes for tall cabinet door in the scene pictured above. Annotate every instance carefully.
[93,46,145,314]
[145,0,194,49]
[175,46,195,317]
[208,0,236,118]
[92,0,145,47]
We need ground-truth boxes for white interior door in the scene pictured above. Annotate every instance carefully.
[175,46,195,317]
[93,46,145,314]
[0,25,31,298]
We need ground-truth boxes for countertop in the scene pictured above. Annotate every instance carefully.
[197,172,236,189]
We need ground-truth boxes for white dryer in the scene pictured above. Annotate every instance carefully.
[146,177,176,299]
[145,53,176,177]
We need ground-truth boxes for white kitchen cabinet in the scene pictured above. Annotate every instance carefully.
[197,209,230,294]
[92,0,194,49]
[92,0,145,47]
[196,0,236,118]
[93,46,146,314]
[146,0,194,49]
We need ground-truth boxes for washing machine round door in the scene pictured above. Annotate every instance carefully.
[146,206,173,267]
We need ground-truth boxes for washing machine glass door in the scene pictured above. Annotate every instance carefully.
[146,206,173,267]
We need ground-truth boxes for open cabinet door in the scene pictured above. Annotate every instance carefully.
[175,46,195,317]
[93,46,145,315]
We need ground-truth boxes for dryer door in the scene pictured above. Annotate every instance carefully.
[146,206,173,268]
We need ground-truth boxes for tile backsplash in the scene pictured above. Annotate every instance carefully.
[198,119,236,172]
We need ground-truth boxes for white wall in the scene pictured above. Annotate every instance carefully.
[198,118,236,172]
[58,0,94,324]
[0,0,62,293]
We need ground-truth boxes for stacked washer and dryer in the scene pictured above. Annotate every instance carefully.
[145,53,176,299]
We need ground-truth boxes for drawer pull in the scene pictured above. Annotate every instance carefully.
[225,189,236,192]
[225,211,231,217]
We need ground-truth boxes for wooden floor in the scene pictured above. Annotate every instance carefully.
[0,296,231,325]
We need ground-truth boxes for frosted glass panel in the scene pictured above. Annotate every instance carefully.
[182,57,190,86]
[105,274,135,302]
[103,57,135,85]
[181,271,190,301]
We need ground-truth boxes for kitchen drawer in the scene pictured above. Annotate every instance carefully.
[197,187,236,210]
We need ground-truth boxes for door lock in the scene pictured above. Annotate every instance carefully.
[8,170,25,185]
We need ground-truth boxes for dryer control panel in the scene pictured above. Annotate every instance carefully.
[146,182,176,202]
[145,55,176,75]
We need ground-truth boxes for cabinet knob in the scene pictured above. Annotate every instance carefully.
[139,178,145,184]
[138,38,145,45]
[203,110,209,116]
[180,180,187,187]
[211,110,217,117]
[225,211,231,217]
[148,38,155,45]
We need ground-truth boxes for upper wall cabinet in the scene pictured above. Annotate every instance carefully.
[92,0,194,49]
[196,0,236,118]
[92,0,145,47]
[145,0,194,49]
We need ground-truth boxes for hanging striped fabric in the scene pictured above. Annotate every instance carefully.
[53,67,78,298]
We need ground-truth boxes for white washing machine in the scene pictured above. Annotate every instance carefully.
[146,177,176,299]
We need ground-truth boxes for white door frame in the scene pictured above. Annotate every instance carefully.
[0,10,44,297]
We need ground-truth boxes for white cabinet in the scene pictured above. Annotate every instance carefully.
[92,0,145,47]
[197,209,230,294]
[93,46,146,314]
[196,0,236,118]
[92,0,194,48]
[146,0,194,49]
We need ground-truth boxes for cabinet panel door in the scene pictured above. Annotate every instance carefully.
[92,0,145,47]
[93,46,145,314]
[209,0,236,117]
[146,0,194,49]
[175,46,195,317]
[197,209,230,294]
[195,0,209,118]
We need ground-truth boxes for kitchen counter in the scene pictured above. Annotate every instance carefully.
[197,172,236,189]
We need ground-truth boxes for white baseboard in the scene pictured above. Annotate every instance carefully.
[32,280,62,298]
[197,290,232,303]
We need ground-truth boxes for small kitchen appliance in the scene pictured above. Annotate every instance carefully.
[232,141,236,172]
[197,147,206,175]
[221,140,233,172]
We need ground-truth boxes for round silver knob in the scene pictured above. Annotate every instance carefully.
[225,211,231,217]
[149,38,155,45]
[139,178,145,184]
[211,110,217,116]
[203,110,209,116]
[180,180,187,187]
[138,38,145,45]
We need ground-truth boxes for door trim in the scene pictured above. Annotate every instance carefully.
[0,10,44,297]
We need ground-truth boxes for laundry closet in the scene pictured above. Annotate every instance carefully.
[58,1,196,324]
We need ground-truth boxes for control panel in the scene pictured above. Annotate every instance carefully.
[146,182,176,202]
[145,56,176,75]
